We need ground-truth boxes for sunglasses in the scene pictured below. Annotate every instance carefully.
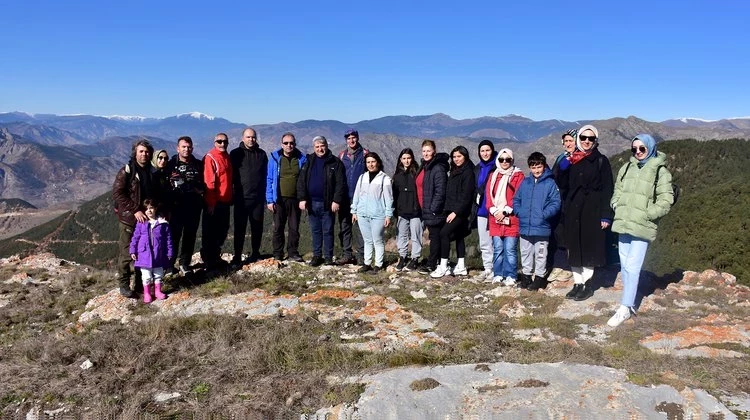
[215,140,228,145]
[631,146,647,154]
[282,141,295,146]
[157,156,168,160]
[579,135,597,142]
[498,157,513,163]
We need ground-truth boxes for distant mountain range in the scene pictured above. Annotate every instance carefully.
[1,111,750,207]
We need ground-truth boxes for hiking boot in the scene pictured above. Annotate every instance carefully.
[179,265,191,276]
[119,285,136,299]
[395,258,407,271]
[288,255,304,263]
[371,265,382,274]
[573,283,595,301]
[248,252,261,263]
[417,262,434,275]
[309,256,325,267]
[517,273,532,289]
[324,258,336,266]
[336,256,357,266]
[527,274,548,291]
[404,259,419,272]
[230,258,243,270]
[607,305,633,327]
[565,284,583,299]
[357,265,372,273]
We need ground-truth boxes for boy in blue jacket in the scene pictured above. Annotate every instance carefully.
[513,152,561,290]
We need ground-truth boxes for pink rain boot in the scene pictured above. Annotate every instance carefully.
[154,282,167,300]
[143,283,153,304]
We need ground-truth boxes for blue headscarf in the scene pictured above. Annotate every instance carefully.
[633,134,657,166]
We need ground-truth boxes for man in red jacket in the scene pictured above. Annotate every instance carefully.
[200,132,233,271]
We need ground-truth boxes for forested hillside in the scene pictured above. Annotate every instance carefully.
[608,139,749,283]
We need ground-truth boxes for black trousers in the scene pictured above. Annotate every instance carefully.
[200,202,231,267]
[439,217,468,259]
[338,199,364,260]
[426,221,445,268]
[233,200,265,259]
[272,196,301,258]
[170,195,202,267]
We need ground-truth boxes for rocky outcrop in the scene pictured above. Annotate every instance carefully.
[2,253,748,418]
[307,362,734,419]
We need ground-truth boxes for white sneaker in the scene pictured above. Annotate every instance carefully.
[607,305,632,327]
[491,275,504,284]
[502,277,517,287]
[453,263,468,276]
[430,265,449,278]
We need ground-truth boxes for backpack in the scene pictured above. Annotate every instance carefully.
[620,162,679,205]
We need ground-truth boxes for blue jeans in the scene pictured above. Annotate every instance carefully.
[309,200,335,259]
[492,236,518,279]
[618,233,649,307]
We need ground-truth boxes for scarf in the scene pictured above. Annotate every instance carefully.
[568,148,592,165]
[489,165,522,213]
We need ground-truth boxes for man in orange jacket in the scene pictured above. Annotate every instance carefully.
[200,132,233,271]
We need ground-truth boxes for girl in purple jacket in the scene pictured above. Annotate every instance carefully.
[130,199,174,303]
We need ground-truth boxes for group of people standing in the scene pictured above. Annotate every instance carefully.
[113,125,674,328]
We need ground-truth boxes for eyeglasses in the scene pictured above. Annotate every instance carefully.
[579,135,597,142]
[631,146,647,154]
[215,140,228,145]
[498,157,513,163]
[282,141,295,146]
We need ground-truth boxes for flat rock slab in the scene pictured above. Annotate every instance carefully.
[77,288,443,352]
[311,362,736,419]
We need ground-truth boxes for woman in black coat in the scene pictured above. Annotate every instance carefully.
[430,145,475,278]
[392,148,423,271]
[415,140,449,273]
[558,124,614,301]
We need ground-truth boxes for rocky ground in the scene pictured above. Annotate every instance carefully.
[1,252,748,418]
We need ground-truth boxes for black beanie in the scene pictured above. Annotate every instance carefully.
[478,139,495,156]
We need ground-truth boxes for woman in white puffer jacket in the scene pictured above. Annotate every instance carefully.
[352,152,394,273]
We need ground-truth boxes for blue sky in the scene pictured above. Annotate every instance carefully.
[1,0,748,124]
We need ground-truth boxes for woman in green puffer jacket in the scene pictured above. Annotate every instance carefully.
[608,134,674,327]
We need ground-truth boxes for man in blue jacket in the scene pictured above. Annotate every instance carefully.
[336,128,367,265]
[266,132,307,262]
